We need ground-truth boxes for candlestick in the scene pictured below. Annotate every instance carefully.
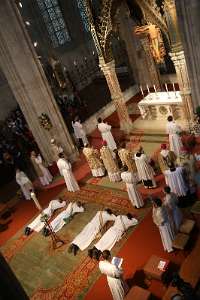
[140,85,144,97]
[147,84,150,94]
[165,83,168,93]
[172,83,176,92]
[31,191,42,211]
[153,85,157,93]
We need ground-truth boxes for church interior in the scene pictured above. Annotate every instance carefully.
[1,0,200,300]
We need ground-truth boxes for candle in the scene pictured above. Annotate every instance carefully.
[73,60,77,66]
[165,83,168,93]
[140,85,144,97]
[153,85,157,93]
[31,191,42,211]
[172,83,176,92]
[147,84,150,94]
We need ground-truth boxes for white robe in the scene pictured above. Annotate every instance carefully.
[121,171,144,208]
[164,193,183,232]
[95,215,138,251]
[72,211,116,250]
[49,202,84,232]
[166,122,183,156]
[35,155,53,186]
[27,199,66,232]
[57,158,80,192]
[99,260,127,300]
[72,121,88,145]
[16,171,33,200]
[164,167,188,196]
[98,122,117,151]
[134,154,156,185]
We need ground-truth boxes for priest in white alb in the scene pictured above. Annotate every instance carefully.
[50,138,64,162]
[72,116,88,147]
[97,117,117,151]
[99,250,129,300]
[121,166,144,208]
[68,209,116,255]
[166,116,183,156]
[57,153,80,192]
[164,165,188,197]
[15,168,33,200]
[30,151,53,186]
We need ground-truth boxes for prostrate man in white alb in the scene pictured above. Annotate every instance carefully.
[45,201,84,234]
[89,213,138,260]
[99,250,129,300]
[97,117,117,151]
[68,209,116,255]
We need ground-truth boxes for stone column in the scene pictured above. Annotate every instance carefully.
[0,1,77,163]
[99,59,132,132]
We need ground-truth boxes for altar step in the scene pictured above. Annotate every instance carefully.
[141,133,167,144]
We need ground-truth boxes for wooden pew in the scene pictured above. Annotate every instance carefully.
[163,238,200,300]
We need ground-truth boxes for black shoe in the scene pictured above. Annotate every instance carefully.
[73,244,79,256]
[68,244,74,254]
[88,248,93,258]
[43,227,50,237]
[24,227,32,236]
[93,248,101,260]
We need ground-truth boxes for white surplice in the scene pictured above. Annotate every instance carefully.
[72,121,88,145]
[49,202,84,232]
[166,121,183,156]
[121,171,144,208]
[134,153,156,185]
[98,122,117,151]
[164,166,188,196]
[99,260,128,300]
[35,155,53,186]
[164,192,183,232]
[57,158,80,192]
[152,206,175,252]
[27,199,66,232]
[95,215,138,251]
[16,171,33,200]
[72,211,116,250]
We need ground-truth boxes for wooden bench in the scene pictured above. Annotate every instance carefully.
[125,286,151,300]
[162,238,200,300]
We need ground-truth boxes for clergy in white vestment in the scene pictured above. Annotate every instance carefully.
[164,166,188,197]
[121,168,144,208]
[30,151,53,186]
[91,214,138,259]
[100,141,121,182]
[26,198,66,233]
[166,116,183,156]
[157,143,177,173]
[134,150,156,188]
[97,117,117,151]
[46,201,84,233]
[68,209,116,255]
[83,144,105,177]
[15,169,33,200]
[152,198,175,253]
[50,139,64,162]
[163,186,183,233]
[72,117,88,147]
[99,250,128,300]
[57,153,80,192]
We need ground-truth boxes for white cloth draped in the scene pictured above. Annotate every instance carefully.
[72,121,88,145]
[72,211,116,250]
[98,122,117,151]
[108,172,121,182]
[166,122,183,156]
[95,215,138,251]
[91,168,105,177]
[35,155,53,186]
[49,202,84,232]
[121,171,144,208]
[164,167,188,196]
[134,154,156,183]
[99,260,128,300]
[16,171,33,200]
[27,199,66,232]
[57,158,80,192]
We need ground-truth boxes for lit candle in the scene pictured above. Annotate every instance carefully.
[153,85,157,93]
[140,85,144,97]
[31,191,42,211]
[165,83,168,93]
[147,84,150,94]
[73,60,77,66]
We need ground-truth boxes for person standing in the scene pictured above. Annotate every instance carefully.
[100,141,121,182]
[157,143,177,173]
[99,250,128,300]
[83,143,105,177]
[134,148,156,188]
[121,166,144,208]
[15,169,33,200]
[164,166,188,197]
[50,139,64,162]
[166,116,183,156]
[97,118,117,151]
[152,198,174,253]
[30,151,53,186]
[57,153,80,192]
[118,142,137,172]
[163,186,183,233]
[72,116,88,148]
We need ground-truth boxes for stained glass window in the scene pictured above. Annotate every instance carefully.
[37,0,71,47]
[76,0,90,32]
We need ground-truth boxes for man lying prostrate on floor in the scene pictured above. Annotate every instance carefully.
[44,201,84,235]
[25,197,66,235]
[68,209,116,256]
[89,213,138,260]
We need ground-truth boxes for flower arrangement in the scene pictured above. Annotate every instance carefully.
[38,113,52,131]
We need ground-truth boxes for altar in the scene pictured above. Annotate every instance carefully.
[138,91,185,120]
